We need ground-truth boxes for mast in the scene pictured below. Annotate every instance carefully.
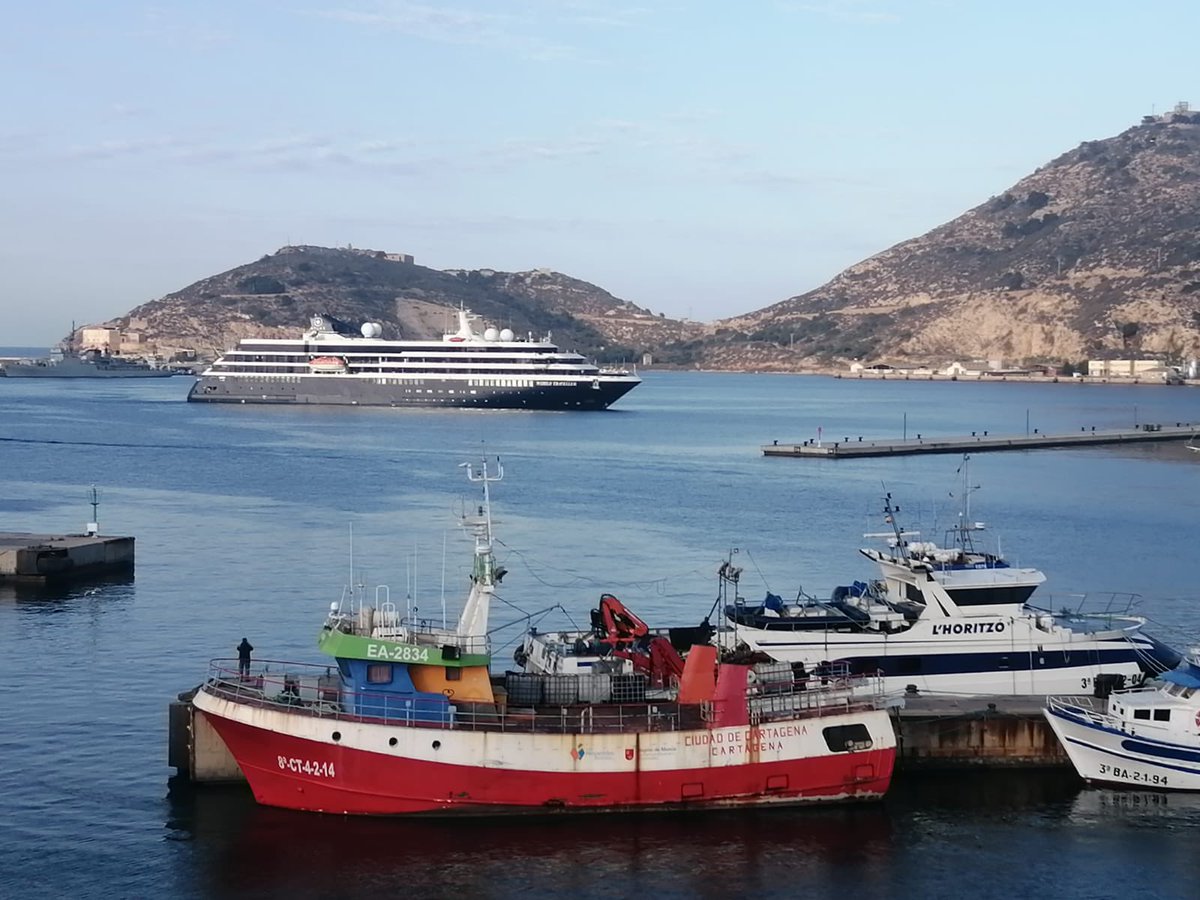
[455,456,504,637]
[86,484,100,536]
[952,453,983,553]
[881,491,909,557]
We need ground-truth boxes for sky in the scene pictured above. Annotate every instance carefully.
[2,1,1199,344]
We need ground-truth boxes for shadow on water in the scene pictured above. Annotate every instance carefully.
[0,572,135,605]
[888,768,1082,812]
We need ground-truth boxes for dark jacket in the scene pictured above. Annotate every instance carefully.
[237,639,254,660]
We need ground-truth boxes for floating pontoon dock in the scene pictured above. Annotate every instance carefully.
[763,423,1197,459]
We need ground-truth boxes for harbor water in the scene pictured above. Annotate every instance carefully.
[1,371,1198,898]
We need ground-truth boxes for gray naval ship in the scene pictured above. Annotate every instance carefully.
[188,310,641,410]
[1,345,174,378]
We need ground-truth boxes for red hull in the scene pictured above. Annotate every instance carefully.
[207,715,895,816]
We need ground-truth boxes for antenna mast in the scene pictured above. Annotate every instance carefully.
[86,484,100,536]
[455,456,505,637]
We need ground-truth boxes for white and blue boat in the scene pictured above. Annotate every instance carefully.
[1045,649,1200,791]
[721,462,1180,697]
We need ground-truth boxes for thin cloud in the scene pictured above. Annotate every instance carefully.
[132,6,235,48]
[780,1,901,25]
[62,136,184,160]
[555,2,656,29]
[301,2,579,60]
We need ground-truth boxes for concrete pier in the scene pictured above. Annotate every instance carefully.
[0,532,134,582]
[763,422,1197,459]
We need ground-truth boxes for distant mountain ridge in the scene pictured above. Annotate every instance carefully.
[100,112,1200,370]
[717,111,1200,368]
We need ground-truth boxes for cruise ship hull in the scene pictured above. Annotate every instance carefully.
[187,374,639,409]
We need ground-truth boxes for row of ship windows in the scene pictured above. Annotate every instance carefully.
[220,376,576,390]
[220,366,592,376]
[238,346,565,356]
[230,354,574,364]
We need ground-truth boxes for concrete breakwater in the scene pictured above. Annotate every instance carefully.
[0,531,134,582]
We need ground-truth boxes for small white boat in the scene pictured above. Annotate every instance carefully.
[1045,649,1200,791]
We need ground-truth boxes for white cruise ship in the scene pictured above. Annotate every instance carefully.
[187,309,641,409]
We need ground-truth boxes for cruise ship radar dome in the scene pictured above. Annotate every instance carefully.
[484,327,499,342]
[361,322,383,338]
[499,328,515,342]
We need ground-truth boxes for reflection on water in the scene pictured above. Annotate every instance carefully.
[165,778,896,898]
[0,573,135,605]
[1069,786,1200,825]
[163,770,1200,900]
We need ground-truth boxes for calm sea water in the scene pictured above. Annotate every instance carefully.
[1,372,1198,899]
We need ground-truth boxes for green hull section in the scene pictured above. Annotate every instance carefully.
[318,627,490,668]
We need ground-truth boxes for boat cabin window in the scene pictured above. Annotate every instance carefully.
[898,657,923,675]
[1153,709,1171,722]
[445,667,462,681]
[1133,709,1150,720]
[822,724,873,753]
[367,663,393,684]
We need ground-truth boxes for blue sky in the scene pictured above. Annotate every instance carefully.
[2,1,1197,344]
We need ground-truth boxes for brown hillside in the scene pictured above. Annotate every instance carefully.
[720,112,1200,367]
[106,246,701,363]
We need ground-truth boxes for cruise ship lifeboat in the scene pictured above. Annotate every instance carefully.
[309,356,348,374]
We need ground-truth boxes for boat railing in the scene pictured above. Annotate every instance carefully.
[203,660,880,735]
[746,667,889,723]
[1046,695,1112,726]
[1035,592,1144,619]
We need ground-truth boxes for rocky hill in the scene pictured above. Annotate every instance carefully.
[98,112,1200,371]
[715,110,1200,368]
[113,245,703,363]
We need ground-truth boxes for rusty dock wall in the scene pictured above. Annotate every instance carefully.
[894,695,1068,768]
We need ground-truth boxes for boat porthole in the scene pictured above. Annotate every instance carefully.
[432,740,441,750]
[389,737,398,747]
[332,731,342,742]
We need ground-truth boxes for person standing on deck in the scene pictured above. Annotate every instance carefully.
[237,637,254,678]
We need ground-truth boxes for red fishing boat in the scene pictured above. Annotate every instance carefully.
[192,459,897,816]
